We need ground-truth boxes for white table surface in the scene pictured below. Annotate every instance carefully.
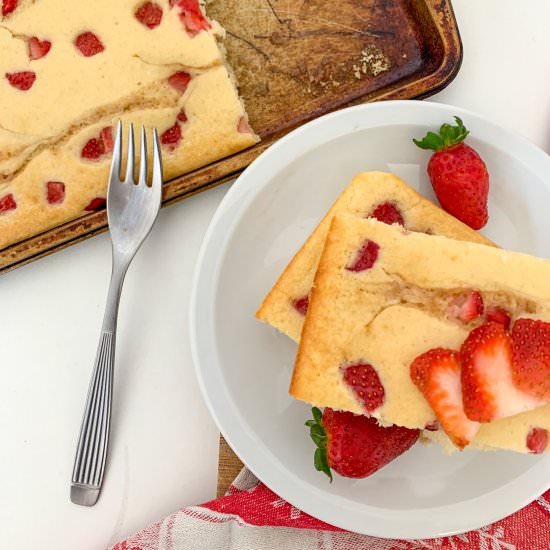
[2,1,549,548]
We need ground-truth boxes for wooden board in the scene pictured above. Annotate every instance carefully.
[217,435,244,497]
[0,0,462,273]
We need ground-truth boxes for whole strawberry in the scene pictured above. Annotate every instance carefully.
[305,407,419,480]
[414,116,489,230]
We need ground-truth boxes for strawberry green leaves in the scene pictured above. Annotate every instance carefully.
[413,116,469,152]
[305,407,332,481]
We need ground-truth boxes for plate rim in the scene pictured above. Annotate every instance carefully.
[190,99,550,539]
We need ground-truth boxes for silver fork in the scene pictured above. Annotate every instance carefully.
[70,121,162,506]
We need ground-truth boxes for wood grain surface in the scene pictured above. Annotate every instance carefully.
[0,0,462,273]
[217,435,244,497]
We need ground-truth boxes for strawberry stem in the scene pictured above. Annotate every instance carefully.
[413,116,470,151]
[305,407,332,481]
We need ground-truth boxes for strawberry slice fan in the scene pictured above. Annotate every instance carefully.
[411,317,550,451]
[110,466,550,549]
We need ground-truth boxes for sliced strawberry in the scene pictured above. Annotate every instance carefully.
[307,407,419,480]
[526,427,548,454]
[485,306,511,329]
[172,0,211,36]
[0,193,16,214]
[46,181,65,205]
[160,122,182,149]
[447,290,484,323]
[84,197,106,211]
[81,137,104,160]
[345,239,379,272]
[74,32,105,57]
[135,1,163,28]
[341,362,384,413]
[461,322,542,422]
[370,202,405,226]
[411,348,478,449]
[2,0,17,16]
[292,295,309,316]
[177,110,188,123]
[28,37,52,60]
[237,115,252,134]
[100,127,114,154]
[512,318,550,400]
[167,71,191,93]
[5,71,36,91]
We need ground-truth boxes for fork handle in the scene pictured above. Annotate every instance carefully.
[70,261,127,506]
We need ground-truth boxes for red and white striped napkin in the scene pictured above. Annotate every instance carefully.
[111,468,550,550]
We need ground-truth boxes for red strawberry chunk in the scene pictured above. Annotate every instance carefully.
[100,127,114,154]
[81,127,113,160]
[411,348,479,449]
[177,110,188,123]
[28,37,52,60]
[460,322,543,422]
[237,115,252,134]
[5,71,36,91]
[370,202,405,226]
[46,181,65,205]
[0,193,16,214]
[81,137,104,160]
[160,122,182,149]
[345,239,379,272]
[526,427,548,454]
[172,0,211,36]
[74,32,105,57]
[292,295,309,316]
[2,0,17,16]
[512,318,550,400]
[485,306,511,329]
[135,2,163,29]
[341,363,384,413]
[447,290,484,323]
[168,71,191,93]
[84,197,106,211]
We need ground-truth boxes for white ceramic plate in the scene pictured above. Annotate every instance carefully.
[190,100,550,539]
